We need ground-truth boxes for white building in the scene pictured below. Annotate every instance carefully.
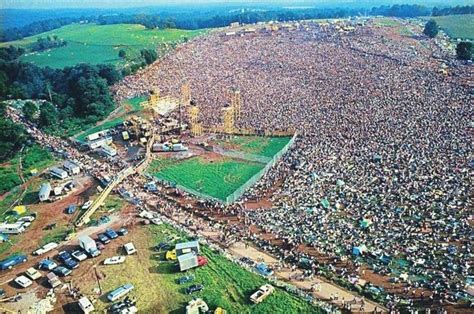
[50,167,68,180]
[39,182,52,202]
[63,160,80,175]
[101,145,117,157]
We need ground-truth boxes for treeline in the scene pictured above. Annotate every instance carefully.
[30,36,67,52]
[0,47,122,136]
[0,102,28,161]
[2,4,473,41]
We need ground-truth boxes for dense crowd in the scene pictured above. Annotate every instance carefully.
[112,21,472,307]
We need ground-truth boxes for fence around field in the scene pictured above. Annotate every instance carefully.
[224,132,297,204]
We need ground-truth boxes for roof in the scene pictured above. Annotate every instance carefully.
[176,241,199,250]
[64,160,79,169]
[50,167,67,174]
[177,252,196,262]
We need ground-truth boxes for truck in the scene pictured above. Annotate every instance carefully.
[0,255,27,270]
[177,253,208,271]
[33,242,59,256]
[250,284,274,304]
[46,272,61,288]
[78,296,94,313]
[79,235,100,257]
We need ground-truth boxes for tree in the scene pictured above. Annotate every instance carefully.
[22,101,38,121]
[0,103,28,161]
[456,42,473,60]
[39,102,58,127]
[423,20,439,38]
[118,49,127,59]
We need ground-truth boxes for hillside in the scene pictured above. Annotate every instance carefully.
[1,23,205,68]
[430,14,474,40]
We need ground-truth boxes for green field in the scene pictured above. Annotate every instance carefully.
[430,15,474,40]
[0,145,54,196]
[77,224,320,313]
[75,96,146,141]
[148,156,265,201]
[1,24,205,68]
[218,136,291,158]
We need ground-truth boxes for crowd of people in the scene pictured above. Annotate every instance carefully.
[112,20,472,308]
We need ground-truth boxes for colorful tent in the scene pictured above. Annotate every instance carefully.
[360,218,373,229]
[12,205,26,215]
[320,198,330,209]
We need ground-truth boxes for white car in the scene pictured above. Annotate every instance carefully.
[15,275,33,288]
[72,250,88,261]
[103,256,126,265]
[82,200,93,210]
[18,216,35,223]
[123,243,137,255]
[150,218,162,225]
[25,267,42,280]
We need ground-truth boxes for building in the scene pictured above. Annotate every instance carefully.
[88,136,113,149]
[0,223,26,234]
[63,161,80,175]
[50,167,68,180]
[39,182,52,202]
[86,130,108,142]
[101,145,117,157]
[175,241,200,257]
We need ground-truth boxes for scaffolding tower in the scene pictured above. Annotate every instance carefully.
[231,90,242,121]
[188,104,203,136]
[222,106,235,134]
[149,88,160,106]
[181,83,191,107]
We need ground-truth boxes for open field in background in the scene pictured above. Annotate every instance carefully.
[0,24,206,68]
[0,145,55,196]
[148,156,265,201]
[77,224,320,313]
[75,96,147,141]
[430,15,474,40]
[218,136,291,158]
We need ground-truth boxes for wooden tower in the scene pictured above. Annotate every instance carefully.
[222,106,234,134]
[149,88,160,106]
[188,104,203,136]
[181,83,191,107]
[231,90,242,121]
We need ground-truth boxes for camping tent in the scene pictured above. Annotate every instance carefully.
[360,218,373,229]
[12,206,26,215]
[352,244,368,256]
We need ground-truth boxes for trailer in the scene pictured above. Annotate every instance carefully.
[0,223,26,234]
[33,242,59,256]
[63,160,80,175]
[176,240,200,257]
[50,167,68,180]
[39,182,52,202]
[79,235,100,257]
[178,253,199,271]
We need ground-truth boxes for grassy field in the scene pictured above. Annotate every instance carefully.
[148,156,265,201]
[0,145,55,196]
[77,224,320,313]
[430,15,474,40]
[1,24,206,68]
[75,96,147,141]
[219,136,291,158]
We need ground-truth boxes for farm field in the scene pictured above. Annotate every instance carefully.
[218,135,292,158]
[75,96,147,141]
[148,156,265,201]
[76,224,320,313]
[0,145,55,196]
[430,14,474,40]
[1,24,206,68]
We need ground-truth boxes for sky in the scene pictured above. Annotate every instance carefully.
[4,0,470,9]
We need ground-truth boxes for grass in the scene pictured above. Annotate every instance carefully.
[0,145,54,195]
[430,15,474,40]
[77,224,320,313]
[219,136,291,158]
[40,225,69,246]
[75,96,147,141]
[373,17,401,28]
[1,23,206,69]
[148,156,265,201]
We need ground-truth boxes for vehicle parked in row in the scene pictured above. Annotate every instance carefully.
[103,256,126,265]
[25,267,42,280]
[79,235,101,257]
[72,250,88,261]
[58,251,79,269]
[0,255,27,270]
[46,272,61,288]
[33,242,59,256]
[53,266,72,277]
[185,284,204,294]
[177,275,194,285]
[15,275,33,288]
[97,234,111,244]
[255,263,274,277]
[39,259,57,271]
[104,228,118,239]
[124,243,136,255]
[117,227,128,236]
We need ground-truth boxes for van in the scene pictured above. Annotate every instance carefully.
[124,243,136,255]
[78,296,94,313]
[107,283,134,302]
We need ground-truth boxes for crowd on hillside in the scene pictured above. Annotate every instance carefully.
[112,21,473,307]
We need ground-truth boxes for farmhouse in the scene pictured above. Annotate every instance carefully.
[39,182,52,202]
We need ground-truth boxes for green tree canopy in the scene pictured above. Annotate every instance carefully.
[22,101,38,122]
[456,42,473,60]
[423,20,439,38]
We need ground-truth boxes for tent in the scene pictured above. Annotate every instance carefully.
[360,218,372,229]
[0,234,9,242]
[352,244,367,256]
[320,198,330,209]
[12,205,26,215]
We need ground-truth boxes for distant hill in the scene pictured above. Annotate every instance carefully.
[430,14,474,40]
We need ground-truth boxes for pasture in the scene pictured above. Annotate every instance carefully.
[1,24,205,68]
[148,156,265,201]
[430,15,474,40]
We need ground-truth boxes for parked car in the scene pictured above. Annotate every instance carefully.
[255,263,273,277]
[17,216,35,223]
[0,255,27,270]
[124,243,136,255]
[14,275,33,288]
[66,204,77,214]
[25,267,42,280]
[53,266,72,277]
[97,234,110,244]
[72,250,88,262]
[239,257,255,267]
[38,259,57,271]
[95,241,106,250]
[46,272,61,288]
[197,256,208,267]
[166,249,177,261]
[117,227,128,236]
[58,251,79,269]
[177,275,194,285]
[103,256,126,265]
[0,289,5,298]
[155,242,170,251]
[104,228,118,239]
[185,284,204,294]
[82,200,93,210]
